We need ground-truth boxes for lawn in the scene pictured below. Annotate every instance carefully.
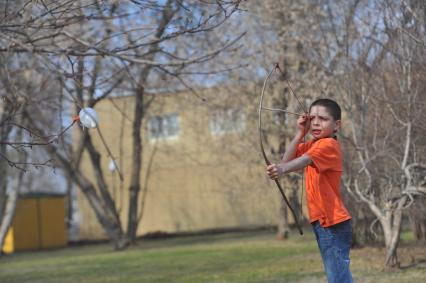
[0,229,425,283]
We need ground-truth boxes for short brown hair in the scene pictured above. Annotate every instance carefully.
[309,98,341,121]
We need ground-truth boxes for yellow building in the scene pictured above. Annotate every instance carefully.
[76,86,302,240]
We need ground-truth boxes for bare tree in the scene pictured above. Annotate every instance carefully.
[1,0,243,249]
[233,0,332,238]
[315,0,426,267]
[408,198,426,242]
[237,0,425,267]
[0,147,25,252]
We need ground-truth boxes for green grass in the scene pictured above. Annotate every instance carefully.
[0,230,425,283]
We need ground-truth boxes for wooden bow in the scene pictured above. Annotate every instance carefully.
[258,63,304,235]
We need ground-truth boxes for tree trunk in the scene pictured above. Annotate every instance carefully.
[44,140,129,250]
[0,147,7,223]
[65,175,73,230]
[127,85,144,242]
[127,0,176,242]
[291,181,303,227]
[80,181,129,250]
[276,197,289,240]
[409,198,426,242]
[379,196,407,268]
[382,216,401,268]
[0,185,19,253]
[0,164,24,252]
[0,123,12,223]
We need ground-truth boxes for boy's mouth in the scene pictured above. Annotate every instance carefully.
[311,129,321,136]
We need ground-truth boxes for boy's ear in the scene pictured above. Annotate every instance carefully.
[334,120,341,132]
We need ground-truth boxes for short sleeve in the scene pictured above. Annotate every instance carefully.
[305,138,342,172]
[295,143,304,158]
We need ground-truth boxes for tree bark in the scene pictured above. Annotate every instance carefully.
[58,151,129,250]
[0,139,25,253]
[127,84,144,242]
[276,194,289,240]
[80,134,128,249]
[25,116,129,250]
[0,169,23,253]
[0,113,12,223]
[0,192,18,254]
[376,196,408,268]
[0,144,7,223]
[409,198,426,242]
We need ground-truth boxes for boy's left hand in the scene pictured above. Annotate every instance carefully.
[266,164,283,180]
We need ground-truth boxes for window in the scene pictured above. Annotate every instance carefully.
[210,108,246,135]
[148,113,180,140]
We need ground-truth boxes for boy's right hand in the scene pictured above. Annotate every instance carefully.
[297,114,311,136]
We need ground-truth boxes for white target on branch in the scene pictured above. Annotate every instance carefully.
[79,107,98,128]
[108,159,117,172]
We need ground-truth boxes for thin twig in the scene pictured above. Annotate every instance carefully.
[261,107,305,117]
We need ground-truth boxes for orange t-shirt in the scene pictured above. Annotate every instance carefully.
[296,137,351,227]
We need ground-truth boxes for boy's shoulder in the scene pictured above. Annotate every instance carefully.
[308,137,343,171]
[311,137,340,147]
[309,137,342,155]
[318,137,339,144]
[299,137,341,155]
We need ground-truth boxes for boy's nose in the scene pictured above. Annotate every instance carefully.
[312,118,320,125]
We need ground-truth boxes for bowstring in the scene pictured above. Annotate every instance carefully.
[300,112,308,222]
[290,86,307,224]
[294,83,308,224]
[276,65,308,225]
[287,80,309,224]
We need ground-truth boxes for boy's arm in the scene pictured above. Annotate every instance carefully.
[282,114,310,162]
[266,115,312,180]
[281,131,305,163]
[280,154,312,173]
[267,155,312,180]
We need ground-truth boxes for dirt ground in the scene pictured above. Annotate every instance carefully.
[352,242,426,270]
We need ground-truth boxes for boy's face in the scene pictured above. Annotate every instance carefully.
[309,105,341,140]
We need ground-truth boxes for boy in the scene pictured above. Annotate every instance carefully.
[266,98,353,283]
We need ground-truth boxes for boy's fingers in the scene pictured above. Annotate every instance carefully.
[267,164,276,171]
[266,165,279,180]
[267,172,277,180]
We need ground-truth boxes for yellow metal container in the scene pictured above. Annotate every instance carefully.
[1,194,67,253]
[12,198,40,251]
[39,197,67,249]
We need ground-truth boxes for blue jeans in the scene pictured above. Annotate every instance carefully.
[312,220,353,283]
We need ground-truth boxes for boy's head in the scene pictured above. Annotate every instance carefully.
[309,98,341,121]
[308,98,341,140]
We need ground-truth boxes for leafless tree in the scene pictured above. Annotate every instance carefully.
[237,0,425,267]
[312,0,426,267]
[1,0,243,249]
[233,0,332,238]
[0,47,67,252]
[0,146,26,252]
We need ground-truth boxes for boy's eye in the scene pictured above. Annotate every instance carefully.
[309,116,329,121]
